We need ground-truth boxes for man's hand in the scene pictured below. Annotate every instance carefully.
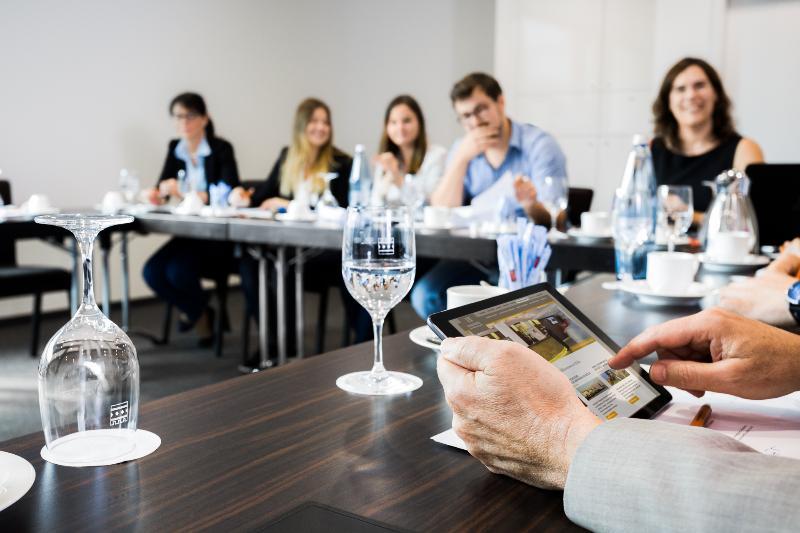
[437,337,600,490]
[453,124,502,164]
[767,239,800,276]
[146,187,164,205]
[718,271,795,327]
[610,308,800,399]
[259,197,289,211]
[513,175,537,211]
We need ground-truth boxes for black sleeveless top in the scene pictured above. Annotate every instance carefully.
[652,134,741,211]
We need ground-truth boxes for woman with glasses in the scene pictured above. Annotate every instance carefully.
[143,92,240,346]
[371,95,446,205]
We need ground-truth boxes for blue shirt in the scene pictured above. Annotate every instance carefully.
[448,119,568,204]
[174,137,212,193]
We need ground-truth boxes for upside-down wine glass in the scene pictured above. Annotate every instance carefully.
[35,214,140,464]
[319,172,340,208]
[338,206,422,395]
[539,175,568,234]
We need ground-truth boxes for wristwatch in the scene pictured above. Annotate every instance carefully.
[787,281,800,325]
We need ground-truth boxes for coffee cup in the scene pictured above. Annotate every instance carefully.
[101,191,125,213]
[423,206,451,228]
[646,251,699,295]
[580,211,610,235]
[175,192,204,215]
[446,284,508,309]
[25,194,52,213]
[707,231,752,262]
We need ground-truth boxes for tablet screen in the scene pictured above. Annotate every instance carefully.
[445,289,661,420]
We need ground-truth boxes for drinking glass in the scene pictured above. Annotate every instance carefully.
[338,206,422,395]
[119,168,141,204]
[539,176,568,232]
[35,214,140,464]
[318,172,339,208]
[657,185,693,253]
[612,189,654,282]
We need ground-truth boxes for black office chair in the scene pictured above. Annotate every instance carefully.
[0,180,73,357]
[567,187,594,228]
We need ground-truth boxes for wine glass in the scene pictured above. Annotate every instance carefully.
[338,206,422,395]
[657,185,693,253]
[318,172,339,208]
[612,189,654,282]
[35,214,139,464]
[539,176,568,233]
[402,174,426,220]
[119,168,141,204]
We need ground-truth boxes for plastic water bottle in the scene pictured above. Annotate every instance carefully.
[614,134,657,280]
[348,144,372,207]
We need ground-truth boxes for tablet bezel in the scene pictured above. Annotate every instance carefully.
[427,282,672,420]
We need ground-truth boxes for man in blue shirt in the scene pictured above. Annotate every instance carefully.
[412,73,568,318]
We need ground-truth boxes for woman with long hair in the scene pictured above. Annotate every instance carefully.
[143,92,240,345]
[651,57,763,217]
[372,95,446,205]
[234,98,353,367]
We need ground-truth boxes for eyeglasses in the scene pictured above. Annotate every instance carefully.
[456,102,491,125]
[172,112,200,122]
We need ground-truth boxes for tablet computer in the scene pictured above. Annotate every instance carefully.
[427,282,672,420]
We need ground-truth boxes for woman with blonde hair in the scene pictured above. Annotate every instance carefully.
[235,98,352,368]
[230,98,351,209]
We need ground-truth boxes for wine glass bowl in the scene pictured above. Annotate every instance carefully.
[539,176,568,232]
[338,206,422,395]
[35,214,140,464]
[318,172,340,208]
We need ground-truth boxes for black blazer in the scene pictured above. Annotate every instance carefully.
[250,146,352,208]
[157,137,240,192]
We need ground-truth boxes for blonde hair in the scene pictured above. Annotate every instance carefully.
[280,98,334,197]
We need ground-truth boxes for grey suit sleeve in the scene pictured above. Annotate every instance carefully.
[564,417,800,533]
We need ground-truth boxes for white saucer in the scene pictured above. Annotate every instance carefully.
[619,280,714,306]
[275,212,317,223]
[409,325,441,351]
[40,429,161,467]
[567,227,612,242]
[0,451,36,512]
[698,253,770,272]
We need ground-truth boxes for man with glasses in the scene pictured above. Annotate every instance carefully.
[412,73,568,318]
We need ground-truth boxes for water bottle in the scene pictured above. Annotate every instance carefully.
[613,134,657,280]
[348,144,372,207]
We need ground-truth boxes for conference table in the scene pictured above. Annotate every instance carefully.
[0,274,697,532]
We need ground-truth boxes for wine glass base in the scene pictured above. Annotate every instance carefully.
[45,429,136,465]
[336,371,423,396]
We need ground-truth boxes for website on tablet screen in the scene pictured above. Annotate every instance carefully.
[448,291,660,420]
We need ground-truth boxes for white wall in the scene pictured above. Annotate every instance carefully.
[0,0,495,318]
[495,0,798,211]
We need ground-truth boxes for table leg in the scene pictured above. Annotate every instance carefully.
[121,233,130,331]
[295,246,304,359]
[258,246,270,368]
[275,246,287,366]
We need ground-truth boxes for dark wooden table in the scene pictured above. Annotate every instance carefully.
[0,273,701,532]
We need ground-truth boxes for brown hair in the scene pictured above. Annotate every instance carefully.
[450,72,503,104]
[280,98,334,197]
[378,95,428,175]
[652,57,736,152]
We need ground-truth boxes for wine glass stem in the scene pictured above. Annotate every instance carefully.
[667,233,676,253]
[370,318,388,380]
[77,234,98,308]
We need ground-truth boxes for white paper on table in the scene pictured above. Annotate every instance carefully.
[469,171,516,222]
[431,388,800,459]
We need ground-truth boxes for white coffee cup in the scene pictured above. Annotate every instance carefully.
[446,284,508,309]
[25,194,52,213]
[646,251,699,295]
[175,192,204,215]
[101,191,125,213]
[580,211,610,235]
[707,231,752,262]
[423,206,451,228]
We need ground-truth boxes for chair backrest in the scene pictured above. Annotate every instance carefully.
[0,180,16,266]
[567,187,594,227]
[746,163,800,247]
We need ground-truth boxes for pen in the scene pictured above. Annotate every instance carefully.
[690,404,712,427]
